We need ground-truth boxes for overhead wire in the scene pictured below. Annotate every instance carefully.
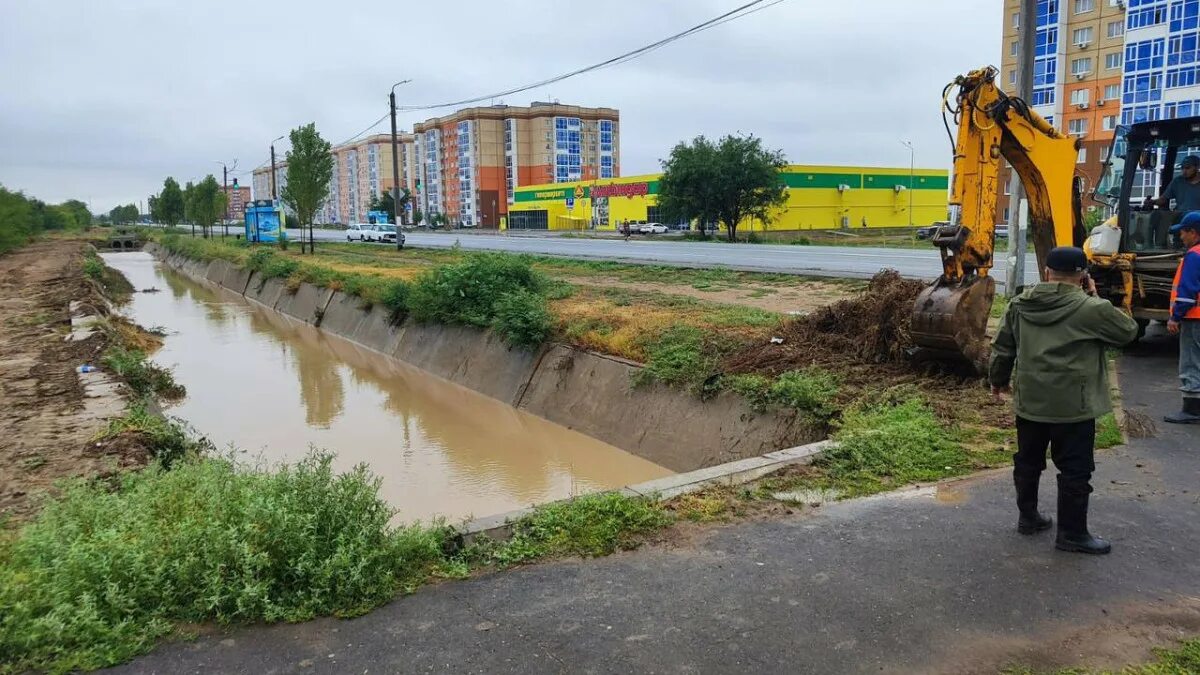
[246,0,786,179]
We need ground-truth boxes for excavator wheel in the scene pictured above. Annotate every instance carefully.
[910,275,997,373]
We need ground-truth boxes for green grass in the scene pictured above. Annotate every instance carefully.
[1096,412,1123,449]
[632,325,719,393]
[101,345,185,401]
[484,492,671,565]
[0,451,457,674]
[81,251,104,280]
[723,368,840,421]
[97,404,203,468]
[814,397,966,497]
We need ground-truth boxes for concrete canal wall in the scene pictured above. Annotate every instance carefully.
[147,244,823,472]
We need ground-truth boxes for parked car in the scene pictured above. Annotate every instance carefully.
[995,224,1010,239]
[638,222,669,234]
[916,221,949,240]
[346,223,372,241]
[366,224,403,246]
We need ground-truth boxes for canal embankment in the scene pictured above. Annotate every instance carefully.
[147,241,824,472]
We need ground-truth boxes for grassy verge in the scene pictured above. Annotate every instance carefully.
[83,247,134,303]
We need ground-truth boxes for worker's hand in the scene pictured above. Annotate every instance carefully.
[991,384,1011,401]
[1168,319,1181,336]
[1083,275,1098,296]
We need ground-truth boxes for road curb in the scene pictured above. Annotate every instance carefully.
[458,439,833,545]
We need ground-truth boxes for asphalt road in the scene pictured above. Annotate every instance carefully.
[111,338,1200,674]
[292,228,1042,287]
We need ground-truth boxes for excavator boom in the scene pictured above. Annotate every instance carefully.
[912,67,1083,369]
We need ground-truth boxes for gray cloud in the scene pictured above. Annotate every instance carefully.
[0,0,997,212]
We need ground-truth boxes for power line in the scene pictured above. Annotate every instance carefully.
[395,0,783,113]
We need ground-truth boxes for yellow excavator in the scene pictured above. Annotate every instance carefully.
[913,66,1189,367]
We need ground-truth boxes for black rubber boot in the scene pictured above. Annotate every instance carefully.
[1055,481,1111,555]
[1015,472,1052,535]
[1163,397,1200,425]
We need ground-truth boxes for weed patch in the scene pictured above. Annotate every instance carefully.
[634,325,720,393]
[101,345,185,401]
[492,288,552,348]
[97,405,204,468]
[488,492,670,564]
[0,452,455,673]
[819,397,965,495]
[1096,412,1123,449]
[408,253,547,327]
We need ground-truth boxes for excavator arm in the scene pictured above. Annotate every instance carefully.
[912,66,1083,368]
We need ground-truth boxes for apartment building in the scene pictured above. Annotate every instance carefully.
[998,0,1200,224]
[251,132,418,224]
[997,0,1126,225]
[413,103,619,228]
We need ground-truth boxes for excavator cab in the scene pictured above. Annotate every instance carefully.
[1092,118,1200,320]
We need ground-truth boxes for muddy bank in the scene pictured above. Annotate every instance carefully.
[148,244,822,471]
[0,240,135,522]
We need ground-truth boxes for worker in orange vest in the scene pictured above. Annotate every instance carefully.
[1165,212,1200,424]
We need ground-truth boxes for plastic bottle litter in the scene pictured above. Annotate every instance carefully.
[76,365,96,373]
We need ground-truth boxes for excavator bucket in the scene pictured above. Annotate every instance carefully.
[910,275,996,372]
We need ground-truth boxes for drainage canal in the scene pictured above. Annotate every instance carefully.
[103,252,672,522]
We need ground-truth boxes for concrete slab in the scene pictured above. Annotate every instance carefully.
[273,282,334,325]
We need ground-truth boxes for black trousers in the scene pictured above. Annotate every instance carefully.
[1014,417,1097,534]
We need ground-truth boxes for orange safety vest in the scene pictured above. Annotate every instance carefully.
[1171,243,1200,321]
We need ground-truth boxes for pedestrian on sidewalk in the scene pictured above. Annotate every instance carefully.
[989,246,1140,555]
[1165,212,1200,424]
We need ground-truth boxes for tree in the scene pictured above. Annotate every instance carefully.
[412,208,423,228]
[368,188,411,224]
[59,199,92,229]
[157,177,185,226]
[656,134,788,243]
[183,175,225,239]
[108,204,138,225]
[280,123,334,254]
[0,185,36,254]
[182,181,196,236]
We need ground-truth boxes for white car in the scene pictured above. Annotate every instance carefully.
[366,224,403,247]
[346,223,372,241]
[638,222,669,234]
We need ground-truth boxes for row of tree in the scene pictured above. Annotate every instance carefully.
[105,204,140,224]
[0,185,93,254]
[148,175,227,238]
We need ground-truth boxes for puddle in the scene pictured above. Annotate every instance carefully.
[103,252,672,523]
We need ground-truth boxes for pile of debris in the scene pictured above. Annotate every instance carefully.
[723,270,928,377]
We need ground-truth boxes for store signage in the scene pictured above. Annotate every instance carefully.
[591,182,649,199]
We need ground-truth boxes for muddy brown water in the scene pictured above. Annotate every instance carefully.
[103,252,671,523]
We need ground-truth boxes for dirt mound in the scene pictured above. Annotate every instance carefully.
[723,270,927,377]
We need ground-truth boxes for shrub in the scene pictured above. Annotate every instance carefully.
[820,398,964,490]
[81,252,104,280]
[380,279,410,321]
[769,368,840,417]
[492,289,552,348]
[492,492,670,564]
[0,452,453,673]
[407,253,546,327]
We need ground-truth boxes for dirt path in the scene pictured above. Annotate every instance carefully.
[558,274,858,314]
[0,240,135,523]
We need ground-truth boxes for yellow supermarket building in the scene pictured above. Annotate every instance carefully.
[507,165,948,232]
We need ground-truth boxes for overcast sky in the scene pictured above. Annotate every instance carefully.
[0,0,998,213]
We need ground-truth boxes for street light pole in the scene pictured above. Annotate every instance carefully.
[213,159,235,239]
[901,140,915,229]
[390,79,412,251]
[270,135,285,203]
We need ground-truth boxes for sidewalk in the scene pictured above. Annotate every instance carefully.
[109,334,1200,675]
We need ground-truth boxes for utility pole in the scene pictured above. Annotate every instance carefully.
[390,79,411,251]
[901,140,915,228]
[270,135,285,203]
[1006,0,1037,297]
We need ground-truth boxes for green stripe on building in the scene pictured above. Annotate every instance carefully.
[861,174,949,190]
[781,172,863,189]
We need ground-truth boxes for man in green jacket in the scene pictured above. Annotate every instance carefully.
[989,247,1140,555]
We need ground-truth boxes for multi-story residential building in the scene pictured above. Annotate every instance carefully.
[997,0,1126,225]
[251,132,417,225]
[998,0,1200,224]
[413,103,619,228]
